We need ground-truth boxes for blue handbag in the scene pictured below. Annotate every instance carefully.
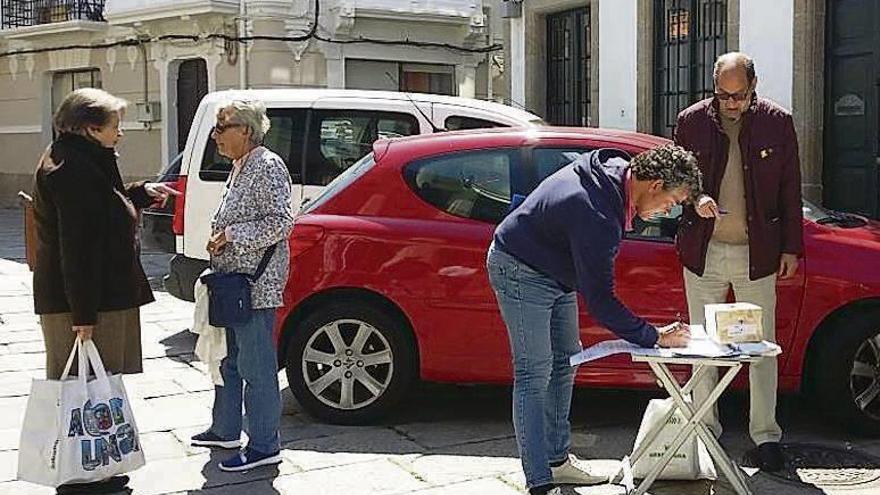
[199,244,277,327]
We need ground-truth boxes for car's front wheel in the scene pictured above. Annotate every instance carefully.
[814,314,880,434]
[286,302,417,424]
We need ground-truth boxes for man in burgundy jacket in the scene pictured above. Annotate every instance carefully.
[674,52,803,472]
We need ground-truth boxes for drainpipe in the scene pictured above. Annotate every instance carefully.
[509,10,525,109]
[485,6,493,101]
[239,0,248,89]
[138,39,151,130]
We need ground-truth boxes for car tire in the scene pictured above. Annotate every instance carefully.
[813,314,880,435]
[286,302,417,425]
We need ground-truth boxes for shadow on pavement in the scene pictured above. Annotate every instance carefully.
[190,449,281,494]
[159,329,198,359]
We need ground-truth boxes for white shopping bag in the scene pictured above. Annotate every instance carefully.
[631,398,716,480]
[17,338,145,487]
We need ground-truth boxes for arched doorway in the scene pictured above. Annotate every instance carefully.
[176,59,208,153]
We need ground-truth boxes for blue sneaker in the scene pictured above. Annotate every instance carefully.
[219,447,282,472]
[191,430,241,449]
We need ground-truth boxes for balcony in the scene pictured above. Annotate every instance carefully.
[103,0,239,25]
[343,0,484,25]
[1,0,105,29]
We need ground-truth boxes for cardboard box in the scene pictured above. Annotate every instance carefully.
[705,303,763,344]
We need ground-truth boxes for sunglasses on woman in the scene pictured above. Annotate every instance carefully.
[211,122,243,135]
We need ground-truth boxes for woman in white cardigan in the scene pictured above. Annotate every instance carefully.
[190,100,294,472]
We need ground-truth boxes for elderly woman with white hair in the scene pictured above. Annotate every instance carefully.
[190,100,294,472]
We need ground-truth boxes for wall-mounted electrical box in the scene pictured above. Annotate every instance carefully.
[136,101,161,123]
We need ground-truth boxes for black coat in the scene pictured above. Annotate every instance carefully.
[32,133,155,325]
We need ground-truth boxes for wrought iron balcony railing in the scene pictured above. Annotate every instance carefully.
[1,0,105,29]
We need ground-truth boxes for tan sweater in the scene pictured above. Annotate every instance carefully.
[713,116,749,244]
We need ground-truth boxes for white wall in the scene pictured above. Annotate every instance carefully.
[509,16,526,109]
[598,0,637,130]
[739,0,794,110]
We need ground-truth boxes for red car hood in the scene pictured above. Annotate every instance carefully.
[828,217,880,243]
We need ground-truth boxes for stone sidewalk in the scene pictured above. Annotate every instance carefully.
[1,207,879,495]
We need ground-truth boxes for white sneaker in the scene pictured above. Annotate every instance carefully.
[550,454,606,486]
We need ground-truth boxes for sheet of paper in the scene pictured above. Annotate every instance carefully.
[569,340,633,366]
[732,341,782,357]
[668,335,738,358]
[569,339,673,366]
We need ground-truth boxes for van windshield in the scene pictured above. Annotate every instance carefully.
[301,153,375,215]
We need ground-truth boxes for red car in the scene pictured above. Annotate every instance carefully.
[273,127,880,433]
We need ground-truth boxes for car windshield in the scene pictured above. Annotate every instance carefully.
[301,153,375,215]
[803,199,836,222]
[157,153,183,182]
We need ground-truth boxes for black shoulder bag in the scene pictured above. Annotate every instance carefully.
[199,244,277,327]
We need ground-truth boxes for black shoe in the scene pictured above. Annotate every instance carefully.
[529,484,560,495]
[756,442,785,472]
[56,475,130,494]
[191,430,241,449]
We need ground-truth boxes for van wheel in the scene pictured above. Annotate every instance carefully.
[286,302,417,424]
[813,314,880,435]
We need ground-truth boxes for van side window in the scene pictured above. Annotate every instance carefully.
[305,110,419,186]
[199,108,306,182]
[444,115,506,131]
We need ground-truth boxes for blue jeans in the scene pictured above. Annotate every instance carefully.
[486,243,582,488]
[210,308,281,454]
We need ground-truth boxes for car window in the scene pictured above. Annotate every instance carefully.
[305,110,419,186]
[531,147,679,241]
[302,153,376,214]
[532,147,590,188]
[405,149,519,224]
[444,115,506,131]
[199,108,306,182]
[156,152,183,182]
[628,205,682,242]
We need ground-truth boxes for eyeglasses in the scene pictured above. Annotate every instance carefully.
[714,90,751,102]
[211,123,243,135]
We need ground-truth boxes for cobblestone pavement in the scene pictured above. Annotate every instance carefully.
[1,208,879,494]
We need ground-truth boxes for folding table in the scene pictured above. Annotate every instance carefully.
[617,351,766,495]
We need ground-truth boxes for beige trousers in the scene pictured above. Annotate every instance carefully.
[683,240,782,445]
[40,308,143,380]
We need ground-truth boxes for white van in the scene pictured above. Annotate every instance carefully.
[164,89,542,300]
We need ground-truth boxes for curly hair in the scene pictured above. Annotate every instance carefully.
[629,144,702,201]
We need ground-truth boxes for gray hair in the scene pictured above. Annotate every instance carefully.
[218,99,271,145]
[53,88,127,135]
[713,52,756,84]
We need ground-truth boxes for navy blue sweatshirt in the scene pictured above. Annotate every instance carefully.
[493,149,658,348]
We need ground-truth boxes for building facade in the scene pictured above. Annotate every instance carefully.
[0,0,508,206]
[505,0,878,219]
